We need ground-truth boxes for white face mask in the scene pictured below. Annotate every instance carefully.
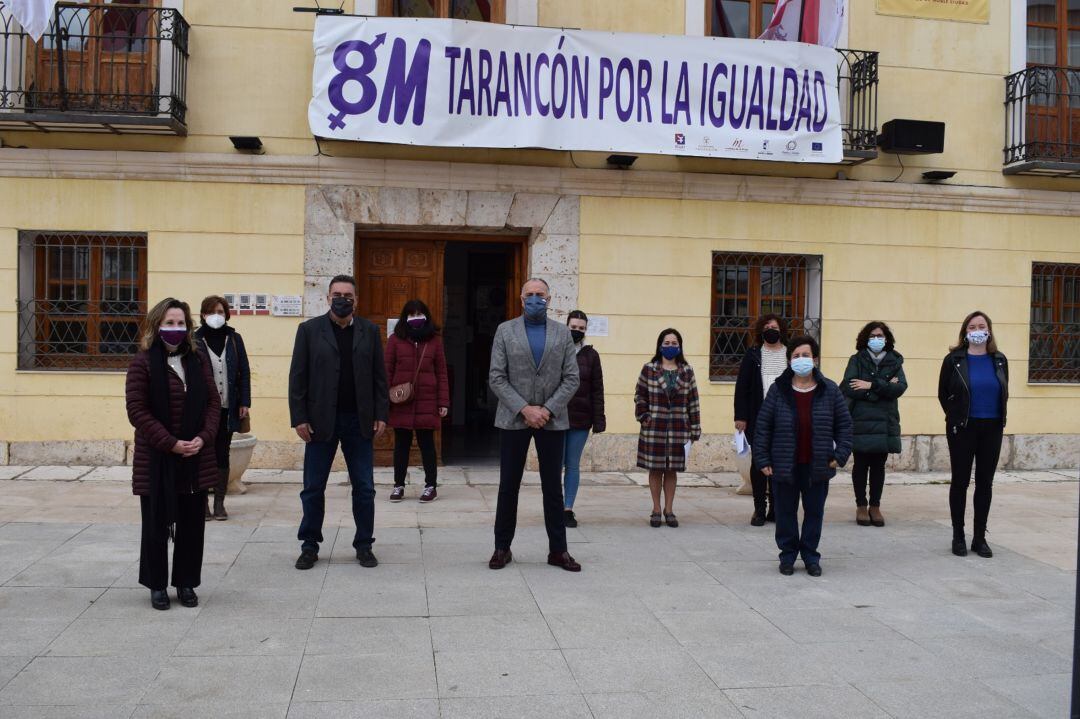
[204,314,226,329]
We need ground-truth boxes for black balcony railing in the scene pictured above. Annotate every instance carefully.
[0,1,188,134]
[1004,65,1080,176]
[837,48,878,161]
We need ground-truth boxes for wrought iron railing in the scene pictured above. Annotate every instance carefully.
[837,48,879,158]
[1030,262,1080,383]
[1004,65,1080,171]
[0,2,188,127]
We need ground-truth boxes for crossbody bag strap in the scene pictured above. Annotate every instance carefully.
[412,343,428,386]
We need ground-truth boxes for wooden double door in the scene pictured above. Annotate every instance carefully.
[355,232,525,466]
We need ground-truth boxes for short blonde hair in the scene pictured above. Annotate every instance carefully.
[141,297,194,351]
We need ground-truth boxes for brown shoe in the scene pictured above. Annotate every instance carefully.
[547,551,581,572]
[488,549,512,570]
[868,506,885,527]
[856,506,871,526]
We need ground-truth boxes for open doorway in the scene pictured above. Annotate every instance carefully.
[355,232,525,467]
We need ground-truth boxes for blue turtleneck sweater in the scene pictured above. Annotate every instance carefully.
[524,316,546,367]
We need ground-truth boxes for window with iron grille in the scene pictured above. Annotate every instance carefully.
[710,251,823,381]
[1030,262,1080,383]
[17,232,148,370]
[379,0,505,22]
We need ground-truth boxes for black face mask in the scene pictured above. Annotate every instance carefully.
[762,328,782,345]
[570,330,585,344]
[331,297,354,318]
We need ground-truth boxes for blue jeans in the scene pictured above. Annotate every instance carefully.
[773,464,829,566]
[562,429,590,509]
[298,413,375,554]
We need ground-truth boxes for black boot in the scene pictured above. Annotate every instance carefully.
[213,468,228,520]
[952,529,968,557]
[971,533,993,558]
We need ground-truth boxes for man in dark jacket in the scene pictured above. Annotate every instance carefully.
[289,275,388,571]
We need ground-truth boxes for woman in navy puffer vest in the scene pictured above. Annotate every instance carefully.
[754,335,852,577]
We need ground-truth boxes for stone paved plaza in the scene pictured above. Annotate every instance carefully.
[0,467,1075,718]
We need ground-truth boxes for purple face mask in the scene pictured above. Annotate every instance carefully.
[158,327,187,347]
[407,316,426,329]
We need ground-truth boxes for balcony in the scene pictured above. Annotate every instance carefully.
[837,48,878,163]
[1004,66,1080,177]
[0,2,188,135]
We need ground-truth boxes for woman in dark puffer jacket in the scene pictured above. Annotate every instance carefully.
[754,335,852,578]
[126,297,220,611]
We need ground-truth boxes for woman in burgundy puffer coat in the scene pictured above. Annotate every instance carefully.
[384,299,449,503]
[126,297,220,611]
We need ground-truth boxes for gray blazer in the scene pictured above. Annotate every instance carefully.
[489,316,580,431]
[288,314,389,443]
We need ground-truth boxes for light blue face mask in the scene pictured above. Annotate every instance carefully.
[868,337,886,353]
[523,296,548,321]
[790,357,815,377]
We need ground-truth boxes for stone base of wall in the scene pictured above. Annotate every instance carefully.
[2,434,1077,472]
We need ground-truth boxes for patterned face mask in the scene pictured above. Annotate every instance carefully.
[966,330,989,346]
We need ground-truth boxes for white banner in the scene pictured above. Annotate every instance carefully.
[309,17,843,163]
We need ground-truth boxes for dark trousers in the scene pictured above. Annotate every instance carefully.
[852,451,888,507]
[494,428,567,554]
[298,412,375,554]
[749,458,774,515]
[213,408,233,470]
[773,464,829,566]
[393,428,437,487]
[139,491,207,591]
[947,418,1003,537]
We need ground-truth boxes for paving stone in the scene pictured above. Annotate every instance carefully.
[294,652,436,701]
[981,673,1070,718]
[44,615,195,658]
[146,656,302,705]
[134,704,289,718]
[0,467,33,480]
[855,677,1037,718]
[80,467,133,482]
[584,690,745,718]
[723,683,892,718]
[17,466,93,481]
[174,614,311,657]
[0,656,160,706]
[0,656,31,691]
[441,694,593,718]
[305,617,431,656]
[287,700,439,718]
[562,647,718,694]
[435,649,575,698]
[430,614,555,651]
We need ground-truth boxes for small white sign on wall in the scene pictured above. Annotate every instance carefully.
[272,295,303,317]
[387,319,398,337]
[586,315,609,337]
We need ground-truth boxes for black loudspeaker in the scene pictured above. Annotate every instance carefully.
[876,119,945,155]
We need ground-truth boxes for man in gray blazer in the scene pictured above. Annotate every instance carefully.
[488,278,582,572]
[289,274,388,571]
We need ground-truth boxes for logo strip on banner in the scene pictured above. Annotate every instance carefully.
[309,17,843,163]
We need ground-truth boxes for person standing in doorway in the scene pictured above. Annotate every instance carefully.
[289,275,388,571]
[125,298,220,610]
[194,295,251,521]
[754,336,852,577]
[385,299,449,503]
[938,310,1008,559]
[635,328,701,529]
[488,278,582,572]
[562,310,606,528]
[841,321,907,527]
[733,314,788,526]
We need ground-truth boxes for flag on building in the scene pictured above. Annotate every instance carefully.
[759,0,845,48]
[3,0,59,41]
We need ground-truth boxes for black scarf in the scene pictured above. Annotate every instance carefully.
[147,340,208,533]
[406,322,435,342]
[199,324,228,356]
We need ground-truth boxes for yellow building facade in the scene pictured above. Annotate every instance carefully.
[0,0,1077,471]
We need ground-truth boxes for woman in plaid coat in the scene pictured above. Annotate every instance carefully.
[635,328,701,528]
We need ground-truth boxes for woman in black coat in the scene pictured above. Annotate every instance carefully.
[754,335,853,577]
[841,321,907,527]
[562,310,606,528]
[194,295,251,521]
[938,310,1008,559]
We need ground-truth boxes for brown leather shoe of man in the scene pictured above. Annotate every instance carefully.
[856,506,871,526]
[488,549,512,570]
[547,551,582,572]
[868,506,885,527]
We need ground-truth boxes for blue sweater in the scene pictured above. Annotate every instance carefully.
[524,317,546,367]
[968,353,1002,419]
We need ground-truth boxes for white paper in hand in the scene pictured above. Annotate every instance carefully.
[734,430,750,456]
[684,441,692,462]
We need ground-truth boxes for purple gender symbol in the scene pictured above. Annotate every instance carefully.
[326,33,386,131]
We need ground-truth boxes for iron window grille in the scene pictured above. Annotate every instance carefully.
[836,49,879,159]
[1030,262,1080,383]
[710,251,822,381]
[17,231,147,370]
[0,2,189,131]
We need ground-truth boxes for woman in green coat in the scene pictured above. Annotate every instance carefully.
[841,322,907,527]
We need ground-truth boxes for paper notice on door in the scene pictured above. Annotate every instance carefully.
[387,319,398,337]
